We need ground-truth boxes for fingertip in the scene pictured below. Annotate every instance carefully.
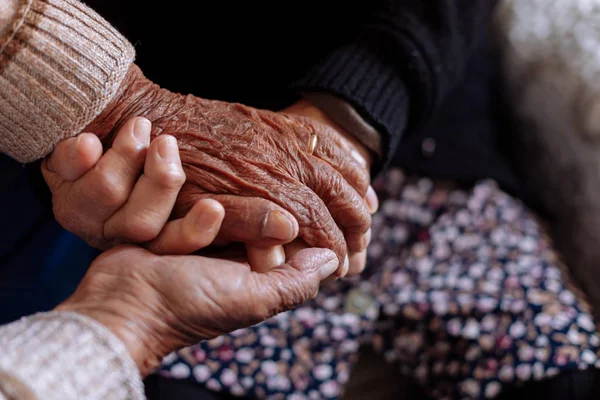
[347,250,367,276]
[366,186,379,214]
[150,134,179,162]
[247,245,286,273]
[148,135,182,169]
[150,200,225,255]
[75,133,103,167]
[360,228,372,250]
[190,198,226,228]
[127,116,151,147]
[145,135,185,188]
[320,259,339,280]
[288,247,337,269]
[47,133,103,181]
[262,209,298,243]
[286,247,339,281]
[133,117,152,139]
[198,198,225,218]
[44,136,77,174]
[341,254,350,277]
[112,117,150,152]
[185,198,225,238]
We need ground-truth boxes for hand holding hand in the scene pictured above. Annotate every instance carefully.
[83,65,372,274]
[56,242,338,376]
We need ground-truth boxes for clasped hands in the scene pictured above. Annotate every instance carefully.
[42,66,377,375]
[43,65,378,276]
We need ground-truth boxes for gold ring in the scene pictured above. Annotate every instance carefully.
[307,132,318,154]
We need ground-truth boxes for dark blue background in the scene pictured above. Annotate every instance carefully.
[0,155,99,324]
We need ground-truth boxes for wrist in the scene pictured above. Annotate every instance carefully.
[301,93,383,159]
[283,99,373,169]
[55,299,164,377]
[83,64,164,143]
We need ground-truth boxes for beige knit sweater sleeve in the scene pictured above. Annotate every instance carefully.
[0,311,145,399]
[0,0,135,163]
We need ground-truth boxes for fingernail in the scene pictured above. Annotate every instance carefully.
[262,211,295,241]
[193,209,219,233]
[158,135,178,161]
[319,258,339,280]
[342,254,350,276]
[133,118,151,145]
[365,186,379,214]
[361,228,372,250]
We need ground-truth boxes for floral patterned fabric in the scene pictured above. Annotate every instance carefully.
[159,171,600,400]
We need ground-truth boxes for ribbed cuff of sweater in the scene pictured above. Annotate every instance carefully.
[0,311,144,400]
[292,39,410,174]
[0,0,135,163]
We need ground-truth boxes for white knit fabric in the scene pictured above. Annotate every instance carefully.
[0,311,144,399]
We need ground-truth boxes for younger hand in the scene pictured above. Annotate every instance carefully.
[42,117,191,250]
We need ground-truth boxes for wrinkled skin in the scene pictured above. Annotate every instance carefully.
[57,244,338,376]
[85,65,371,272]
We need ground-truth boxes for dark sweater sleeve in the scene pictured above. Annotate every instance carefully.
[292,0,500,173]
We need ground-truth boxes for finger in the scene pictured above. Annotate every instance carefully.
[175,147,348,274]
[146,199,225,255]
[365,186,379,214]
[246,245,286,273]
[346,228,371,276]
[104,135,186,244]
[175,192,299,247]
[45,120,152,247]
[282,238,309,259]
[287,115,371,198]
[300,155,372,254]
[264,180,349,276]
[294,115,379,218]
[346,250,368,277]
[43,133,103,183]
[70,117,151,221]
[250,247,339,320]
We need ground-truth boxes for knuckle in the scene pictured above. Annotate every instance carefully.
[53,203,107,249]
[92,165,129,208]
[117,216,162,243]
[116,138,145,159]
[153,166,186,190]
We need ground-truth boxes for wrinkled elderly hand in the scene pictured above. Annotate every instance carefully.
[84,65,372,274]
[283,100,379,276]
[56,241,339,376]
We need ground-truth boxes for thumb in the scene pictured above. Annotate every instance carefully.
[177,193,299,248]
[42,133,103,187]
[252,248,338,317]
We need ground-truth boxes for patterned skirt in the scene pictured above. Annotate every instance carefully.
[159,170,600,400]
